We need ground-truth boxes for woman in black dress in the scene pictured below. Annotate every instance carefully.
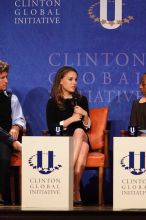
[130,73,146,129]
[46,66,91,204]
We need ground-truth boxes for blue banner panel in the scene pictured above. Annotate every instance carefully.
[1,0,146,204]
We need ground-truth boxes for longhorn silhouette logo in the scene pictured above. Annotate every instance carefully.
[88,0,134,29]
[28,150,62,174]
[121,151,146,175]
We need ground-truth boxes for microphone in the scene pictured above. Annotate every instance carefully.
[73,94,78,106]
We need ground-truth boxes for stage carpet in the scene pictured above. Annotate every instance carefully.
[0,205,146,220]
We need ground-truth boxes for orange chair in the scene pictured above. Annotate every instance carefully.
[10,152,21,204]
[10,129,27,204]
[86,107,109,206]
[41,108,109,206]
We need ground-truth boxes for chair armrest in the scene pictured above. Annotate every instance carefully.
[41,130,49,136]
[120,129,128,137]
[103,129,109,168]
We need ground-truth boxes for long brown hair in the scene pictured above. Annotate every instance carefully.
[50,66,79,110]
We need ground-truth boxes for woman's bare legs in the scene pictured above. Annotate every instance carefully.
[73,128,89,202]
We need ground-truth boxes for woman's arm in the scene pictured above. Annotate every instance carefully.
[63,113,82,128]
[46,99,83,132]
[46,99,60,130]
[74,96,91,129]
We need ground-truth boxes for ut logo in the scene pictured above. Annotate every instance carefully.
[121,151,146,175]
[28,150,62,174]
[128,126,138,136]
[129,127,135,134]
[129,152,145,172]
[88,0,134,29]
[100,0,122,29]
[37,150,54,169]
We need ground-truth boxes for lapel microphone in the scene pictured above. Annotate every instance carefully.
[73,94,78,106]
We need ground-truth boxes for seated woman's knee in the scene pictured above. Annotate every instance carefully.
[73,128,85,138]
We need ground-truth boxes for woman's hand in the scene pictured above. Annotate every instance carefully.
[63,112,82,128]
[63,106,88,128]
[74,106,90,128]
[74,106,87,117]
[72,112,82,122]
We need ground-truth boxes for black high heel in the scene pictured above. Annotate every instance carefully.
[74,200,83,206]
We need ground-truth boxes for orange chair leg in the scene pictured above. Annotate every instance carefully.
[10,170,15,205]
[98,167,104,206]
[19,166,21,204]
[10,166,21,205]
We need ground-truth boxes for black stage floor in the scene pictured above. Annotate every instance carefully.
[0,205,146,220]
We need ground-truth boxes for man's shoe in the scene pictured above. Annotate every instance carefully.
[0,199,4,206]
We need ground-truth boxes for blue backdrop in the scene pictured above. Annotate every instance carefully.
[0,0,146,204]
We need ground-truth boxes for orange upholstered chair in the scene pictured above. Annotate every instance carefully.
[86,107,109,206]
[41,108,109,206]
[10,152,21,204]
[10,129,26,204]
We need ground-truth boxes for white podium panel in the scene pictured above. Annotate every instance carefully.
[22,136,73,210]
[113,137,146,210]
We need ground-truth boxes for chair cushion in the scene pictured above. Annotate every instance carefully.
[10,152,21,166]
[86,152,104,167]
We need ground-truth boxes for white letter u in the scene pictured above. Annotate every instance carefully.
[100,0,122,29]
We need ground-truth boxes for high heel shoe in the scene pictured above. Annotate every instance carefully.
[74,200,83,206]
[73,191,83,206]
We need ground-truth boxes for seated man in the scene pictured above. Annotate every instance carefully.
[0,60,26,205]
[130,73,146,129]
[0,127,22,151]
